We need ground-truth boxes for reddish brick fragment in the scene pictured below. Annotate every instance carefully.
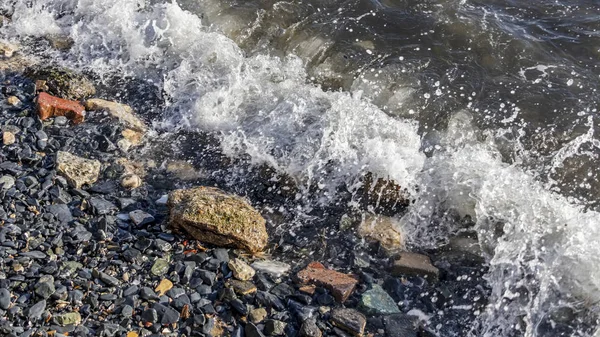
[296,262,358,302]
[36,92,85,124]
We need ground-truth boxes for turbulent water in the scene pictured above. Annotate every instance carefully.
[2,0,600,336]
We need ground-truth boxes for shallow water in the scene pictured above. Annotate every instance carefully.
[2,0,600,336]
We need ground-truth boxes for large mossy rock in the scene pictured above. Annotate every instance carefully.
[168,186,268,253]
[25,66,96,100]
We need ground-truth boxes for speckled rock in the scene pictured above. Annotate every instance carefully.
[85,99,147,132]
[168,186,268,253]
[56,151,101,188]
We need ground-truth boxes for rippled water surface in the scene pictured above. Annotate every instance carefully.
[2,0,600,336]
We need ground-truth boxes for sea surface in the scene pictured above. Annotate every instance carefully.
[2,0,600,336]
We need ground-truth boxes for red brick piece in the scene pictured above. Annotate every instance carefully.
[36,92,85,124]
[296,262,358,302]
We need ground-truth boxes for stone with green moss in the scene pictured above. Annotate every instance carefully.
[168,186,268,253]
[358,284,400,315]
[151,258,170,276]
[55,312,81,326]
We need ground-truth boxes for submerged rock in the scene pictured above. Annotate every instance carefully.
[357,214,404,252]
[296,262,358,302]
[56,151,101,188]
[168,186,268,253]
[85,99,147,132]
[360,172,410,215]
[390,252,439,282]
[37,92,85,124]
[27,66,96,100]
[251,260,291,277]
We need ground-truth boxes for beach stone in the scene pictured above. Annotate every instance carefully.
[228,280,257,295]
[151,259,170,276]
[27,67,95,100]
[300,319,322,337]
[89,197,117,215]
[0,175,15,190]
[56,151,101,188]
[382,313,419,337]
[0,288,10,310]
[6,95,20,106]
[330,308,366,336]
[168,186,268,253]
[27,300,46,321]
[141,308,158,324]
[45,34,74,50]
[358,284,400,315]
[360,173,410,214]
[264,320,286,336]
[161,306,180,325]
[121,173,142,189]
[228,258,255,281]
[245,323,266,337]
[122,128,143,145]
[390,252,439,281]
[85,99,147,132]
[358,214,403,251]
[155,279,173,296]
[37,92,85,124]
[249,307,268,323]
[251,260,290,277]
[55,312,81,326]
[47,204,73,224]
[98,271,120,287]
[2,131,15,145]
[129,210,154,226]
[296,262,358,302]
[34,276,55,299]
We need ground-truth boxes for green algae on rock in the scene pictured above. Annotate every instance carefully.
[168,186,268,253]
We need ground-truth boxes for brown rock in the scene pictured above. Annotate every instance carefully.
[56,151,101,188]
[27,67,96,100]
[122,128,143,145]
[2,131,15,145]
[300,319,322,337]
[330,308,366,337]
[249,307,268,323]
[6,96,20,106]
[358,214,404,252]
[227,280,257,295]
[85,99,147,132]
[168,186,268,253]
[390,252,439,281]
[166,160,203,181]
[37,92,85,124]
[296,262,358,302]
[228,258,255,281]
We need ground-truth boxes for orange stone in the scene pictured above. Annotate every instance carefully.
[296,262,358,302]
[36,92,85,124]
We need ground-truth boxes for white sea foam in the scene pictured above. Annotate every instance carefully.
[2,1,600,336]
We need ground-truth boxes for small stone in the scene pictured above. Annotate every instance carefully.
[358,214,403,251]
[126,332,139,337]
[55,312,82,326]
[160,306,180,325]
[300,319,322,337]
[129,210,154,226]
[390,252,439,281]
[228,280,257,295]
[34,276,55,299]
[156,195,168,205]
[168,186,268,253]
[151,259,170,276]
[0,175,15,190]
[382,313,420,337]
[228,258,255,281]
[0,288,10,309]
[358,284,400,315]
[245,323,266,337]
[330,308,366,337]
[296,262,358,302]
[56,151,101,188]
[155,279,173,296]
[6,96,20,106]
[89,197,117,215]
[251,260,290,277]
[85,99,147,132]
[98,271,120,287]
[249,307,268,323]
[141,308,158,324]
[2,131,15,145]
[37,92,85,124]
[264,320,286,336]
[27,300,46,321]
[121,174,142,189]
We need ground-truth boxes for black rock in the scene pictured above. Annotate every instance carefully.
[256,291,285,311]
[230,299,248,316]
[246,323,266,337]
[141,308,158,324]
[331,309,367,337]
[271,283,294,299]
[129,210,155,226]
[98,271,120,287]
[89,197,117,215]
[213,248,229,262]
[382,313,419,337]
[27,300,46,321]
[198,269,216,286]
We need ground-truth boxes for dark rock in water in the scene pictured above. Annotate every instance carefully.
[296,262,358,302]
[26,67,96,100]
[299,319,322,337]
[358,284,400,315]
[0,288,10,310]
[359,172,410,215]
[129,210,154,226]
[256,291,285,311]
[27,300,46,321]
[390,252,439,282]
[382,313,419,337]
[89,198,117,215]
[246,322,266,337]
[330,308,366,337]
[271,283,294,299]
[168,186,268,253]
[84,99,147,133]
